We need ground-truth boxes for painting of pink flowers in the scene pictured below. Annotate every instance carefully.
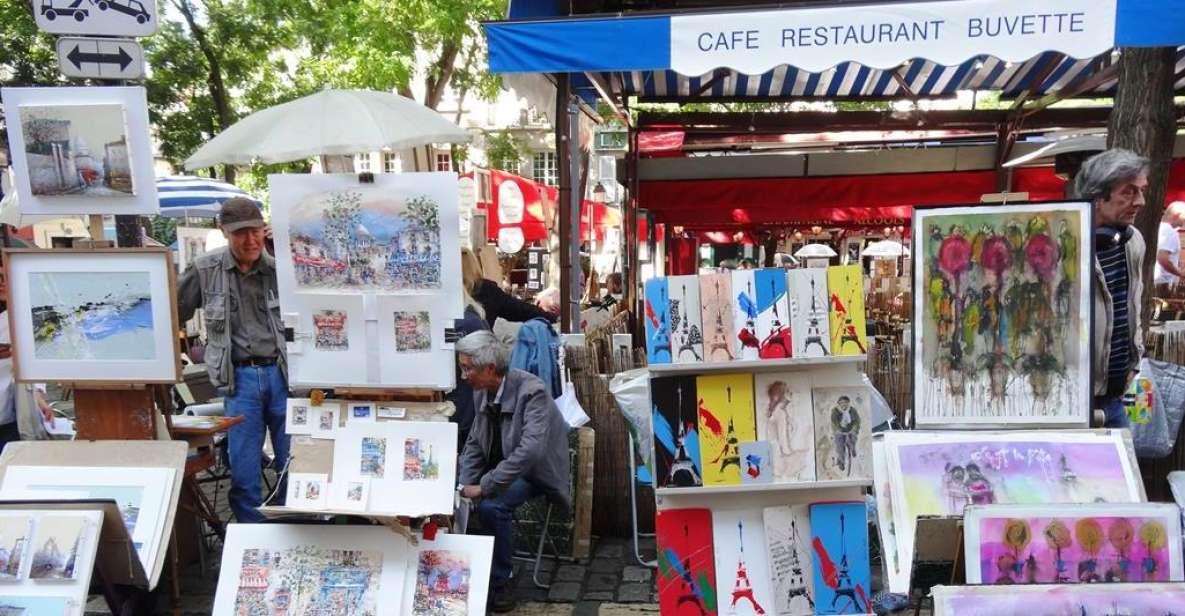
[912,203,1092,426]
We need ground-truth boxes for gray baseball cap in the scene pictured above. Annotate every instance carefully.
[219,197,264,233]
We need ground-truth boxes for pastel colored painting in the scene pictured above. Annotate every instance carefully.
[668,275,704,363]
[964,503,1183,585]
[361,437,387,479]
[696,373,756,486]
[0,595,73,614]
[932,582,1185,616]
[286,187,442,292]
[699,273,736,362]
[29,271,154,360]
[763,505,815,616]
[812,387,872,480]
[29,515,89,581]
[730,269,760,361]
[313,309,348,351]
[788,269,831,358]
[713,509,775,616]
[913,204,1091,426]
[754,373,815,482]
[393,311,432,353]
[656,508,717,616]
[738,441,772,484]
[826,265,867,356]
[232,545,383,614]
[871,437,906,594]
[21,103,133,197]
[412,549,469,616]
[0,514,32,582]
[754,268,792,359]
[652,376,703,489]
[644,277,672,364]
[403,438,439,481]
[810,502,871,615]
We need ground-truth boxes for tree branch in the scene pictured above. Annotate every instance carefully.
[174,0,236,182]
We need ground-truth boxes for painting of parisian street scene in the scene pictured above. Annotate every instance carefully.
[20,104,134,197]
[232,546,383,615]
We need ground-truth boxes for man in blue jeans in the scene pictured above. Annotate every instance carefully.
[456,331,571,613]
[178,198,290,522]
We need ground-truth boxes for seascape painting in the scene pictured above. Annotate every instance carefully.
[20,104,133,198]
[668,275,704,363]
[644,277,672,364]
[29,271,154,361]
[731,269,760,361]
[697,373,756,486]
[913,203,1091,426]
[313,310,348,351]
[788,269,831,358]
[699,273,735,362]
[0,515,32,582]
[360,437,387,479]
[652,376,703,489]
[28,516,89,581]
[403,438,439,481]
[754,373,815,482]
[232,545,383,615]
[393,311,431,353]
[812,387,871,480]
[754,269,792,359]
[810,502,871,615]
[411,550,470,616]
[287,187,441,292]
[931,582,1185,616]
[655,508,717,615]
[826,265,867,356]
[763,505,815,616]
[712,508,774,616]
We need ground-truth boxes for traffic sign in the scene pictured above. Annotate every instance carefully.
[35,0,158,38]
[56,37,144,79]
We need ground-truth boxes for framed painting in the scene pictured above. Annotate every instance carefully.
[2,248,181,385]
[401,532,494,616]
[1,86,158,216]
[826,265,867,356]
[754,373,815,482]
[696,373,756,486]
[963,502,1183,585]
[812,386,872,481]
[871,435,906,594]
[788,269,831,358]
[668,274,704,363]
[289,295,367,385]
[754,268,792,359]
[931,583,1185,616]
[656,508,717,616]
[912,202,1092,427]
[713,508,775,616]
[762,505,815,616]
[652,376,703,489]
[330,421,457,517]
[730,269,760,361]
[644,277,672,364]
[810,501,871,615]
[0,509,102,616]
[699,273,735,362]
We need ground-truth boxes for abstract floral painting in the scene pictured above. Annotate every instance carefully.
[393,311,431,353]
[652,376,703,489]
[313,310,348,351]
[29,516,90,581]
[788,269,831,358]
[731,269,760,361]
[763,505,815,616]
[20,104,133,197]
[699,273,736,362]
[0,514,33,582]
[403,438,439,481]
[754,269,792,359]
[644,277,672,364]
[668,275,704,363]
[810,502,871,615]
[29,272,154,361]
[913,203,1091,426]
[812,387,871,480]
[411,550,469,616]
[826,265,867,356]
[697,373,756,486]
[713,508,774,616]
[656,508,717,615]
[931,582,1185,616]
[754,373,815,482]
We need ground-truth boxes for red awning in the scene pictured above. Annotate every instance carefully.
[468,168,621,245]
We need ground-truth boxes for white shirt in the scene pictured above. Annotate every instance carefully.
[1155,222,1182,285]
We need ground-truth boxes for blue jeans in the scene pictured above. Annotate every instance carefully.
[1099,396,1131,429]
[474,478,541,589]
[224,364,289,523]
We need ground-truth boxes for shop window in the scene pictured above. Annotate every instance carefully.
[532,151,557,187]
[382,151,398,173]
[436,152,452,172]
[354,153,371,173]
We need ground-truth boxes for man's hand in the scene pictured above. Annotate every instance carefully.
[460,484,482,499]
[35,391,54,425]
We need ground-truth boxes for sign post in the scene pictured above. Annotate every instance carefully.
[56,37,144,80]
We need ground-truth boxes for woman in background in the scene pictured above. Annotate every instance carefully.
[462,248,555,329]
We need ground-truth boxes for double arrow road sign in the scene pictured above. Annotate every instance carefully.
[55,37,144,80]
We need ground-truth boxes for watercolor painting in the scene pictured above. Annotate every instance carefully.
[810,502,871,615]
[652,376,703,489]
[697,373,756,486]
[403,438,439,481]
[713,509,774,616]
[668,275,704,363]
[29,271,154,361]
[411,549,470,616]
[232,545,383,615]
[0,515,32,582]
[755,373,816,482]
[763,505,815,616]
[739,441,772,485]
[0,595,74,613]
[826,265,867,356]
[788,269,831,358]
[872,437,906,594]
[1125,375,1155,426]
[287,187,441,292]
[393,311,432,353]
[913,204,1091,426]
[347,482,367,504]
[644,277,672,364]
[317,408,336,432]
[699,273,736,362]
[289,403,309,431]
[754,268,792,359]
[313,309,348,351]
[812,387,872,480]
[656,508,717,615]
[842,237,863,265]
[20,104,133,198]
[360,437,387,479]
[29,516,89,581]
[964,503,1183,585]
[731,269,760,361]
[176,227,209,272]
[26,484,142,543]
[932,582,1185,616]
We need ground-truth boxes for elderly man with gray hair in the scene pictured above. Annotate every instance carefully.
[455,330,570,612]
[1074,148,1149,428]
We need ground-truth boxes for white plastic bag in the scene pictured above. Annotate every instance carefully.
[556,382,590,428]
[609,368,654,483]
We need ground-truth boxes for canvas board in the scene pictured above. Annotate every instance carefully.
[696,373,756,487]
[401,532,494,616]
[643,277,672,364]
[3,249,181,384]
[655,508,717,616]
[1,87,157,216]
[912,202,1092,427]
[0,509,102,616]
[810,501,872,615]
[826,265,867,356]
[754,373,815,482]
[812,386,872,481]
[754,268,792,359]
[668,275,704,363]
[699,273,736,362]
[731,269,760,361]
[788,268,832,358]
[651,375,703,489]
[871,436,905,594]
[286,473,329,510]
[330,421,457,517]
[713,508,775,616]
[762,505,815,616]
[931,582,1185,615]
[962,502,1184,585]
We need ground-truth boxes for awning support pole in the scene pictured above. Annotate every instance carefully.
[556,73,582,333]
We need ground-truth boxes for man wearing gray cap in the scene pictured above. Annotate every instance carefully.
[178,197,289,522]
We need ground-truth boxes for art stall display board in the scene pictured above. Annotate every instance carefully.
[754,373,815,483]
[214,523,412,615]
[270,173,463,389]
[762,505,815,616]
[644,277,672,364]
[0,86,158,216]
[2,249,182,385]
[871,436,905,594]
[962,502,1184,585]
[0,509,103,616]
[655,508,718,616]
[754,268,792,359]
[912,202,1093,427]
[812,386,872,481]
[788,268,832,358]
[731,269,760,361]
[879,430,1144,595]
[810,501,872,615]
[712,508,775,616]
[826,265,868,356]
[931,582,1185,616]
[699,273,736,362]
[668,274,704,363]
[401,532,494,616]
[330,421,458,517]
[652,375,704,489]
[696,373,756,487]
[0,440,186,591]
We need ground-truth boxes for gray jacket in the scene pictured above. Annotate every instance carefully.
[459,369,571,509]
[1092,227,1145,397]
[177,248,287,395]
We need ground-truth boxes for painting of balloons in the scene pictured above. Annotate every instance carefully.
[912,203,1092,426]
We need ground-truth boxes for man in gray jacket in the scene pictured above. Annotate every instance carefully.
[178,198,289,522]
[456,330,570,613]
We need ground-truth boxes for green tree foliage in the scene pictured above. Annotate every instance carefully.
[484,132,523,172]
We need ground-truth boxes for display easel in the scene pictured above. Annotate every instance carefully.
[908,516,964,616]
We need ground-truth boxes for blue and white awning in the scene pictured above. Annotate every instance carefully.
[156,175,260,218]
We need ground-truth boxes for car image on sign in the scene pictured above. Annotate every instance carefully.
[95,0,151,24]
[35,0,157,37]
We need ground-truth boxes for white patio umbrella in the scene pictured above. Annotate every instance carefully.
[862,240,911,258]
[1003,134,1106,168]
[0,168,69,228]
[184,89,470,170]
[794,243,838,258]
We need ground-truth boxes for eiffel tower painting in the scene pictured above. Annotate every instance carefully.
[653,376,703,489]
[670,275,704,363]
[657,509,717,616]
[697,374,756,486]
[699,273,736,362]
[714,509,773,615]
[762,505,815,616]
[644,277,673,363]
[810,502,871,615]
[790,269,832,358]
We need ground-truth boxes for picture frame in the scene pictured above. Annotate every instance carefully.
[2,248,182,385]
[0,86,158,216]
[931,582,1185,615]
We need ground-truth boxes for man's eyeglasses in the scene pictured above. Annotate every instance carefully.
[459,362,479,377]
